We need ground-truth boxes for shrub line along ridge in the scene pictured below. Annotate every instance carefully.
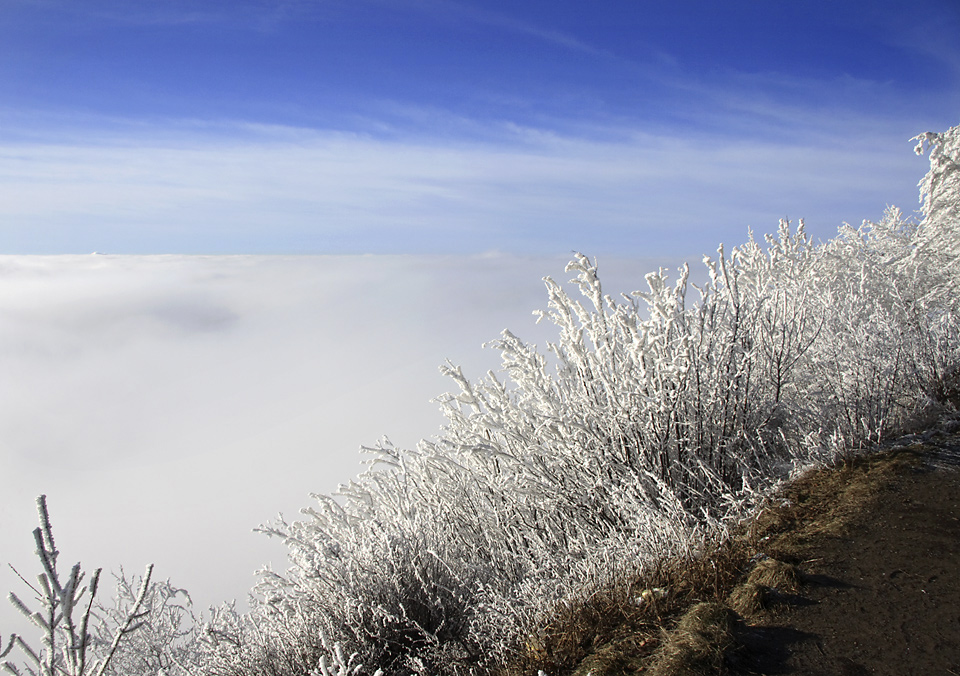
[3,125,960,676]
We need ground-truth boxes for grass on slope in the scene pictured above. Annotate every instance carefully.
[500,430,951,676]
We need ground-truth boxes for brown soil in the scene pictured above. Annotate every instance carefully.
[732,436,960,676]
[504,429,960,676]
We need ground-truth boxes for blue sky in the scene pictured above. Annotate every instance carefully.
[1,0,958,255]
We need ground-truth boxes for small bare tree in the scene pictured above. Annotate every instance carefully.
[2,495,153,676]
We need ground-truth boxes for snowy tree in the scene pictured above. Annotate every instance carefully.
[2,496,153,676]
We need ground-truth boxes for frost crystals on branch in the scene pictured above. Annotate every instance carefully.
[2,496,154,676]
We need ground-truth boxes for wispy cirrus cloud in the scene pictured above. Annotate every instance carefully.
[0,111,933,256]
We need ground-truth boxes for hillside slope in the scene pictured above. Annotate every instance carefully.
[521,421,960,676]
[731,429,960,675]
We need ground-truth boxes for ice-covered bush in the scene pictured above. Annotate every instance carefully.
[92,572,196,676]
[915,126,960,260]
[197,123,960,676]
[1,496,154,676]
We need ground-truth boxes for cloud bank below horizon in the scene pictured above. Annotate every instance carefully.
[0,252,695,632]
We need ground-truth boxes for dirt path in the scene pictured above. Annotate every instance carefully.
[737,438,960,675]
[509,433,960,676]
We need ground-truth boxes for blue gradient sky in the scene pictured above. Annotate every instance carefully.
[2,0,958,254]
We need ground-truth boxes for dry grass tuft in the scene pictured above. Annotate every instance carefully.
[567,633,654,676]
[725,581,767,618]
[724,558,799,618]
[746,558,800,594]
[646,602,738,676]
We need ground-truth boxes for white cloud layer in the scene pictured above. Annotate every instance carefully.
[0,252,688,632]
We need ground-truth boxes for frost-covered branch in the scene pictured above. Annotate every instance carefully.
[2,496,154,676]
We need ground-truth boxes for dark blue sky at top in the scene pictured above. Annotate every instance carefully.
[0,0,958,254]
[3,0,955,135]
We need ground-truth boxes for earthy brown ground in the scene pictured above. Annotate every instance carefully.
[732,434,960,676]
[506,429,960,676]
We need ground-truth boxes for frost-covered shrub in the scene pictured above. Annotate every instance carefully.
[2,497,155,676]
[201,123,960,676]
[915,126,960,260]
[92,572,196,676]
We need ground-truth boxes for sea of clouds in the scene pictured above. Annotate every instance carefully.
[0,252,687,632]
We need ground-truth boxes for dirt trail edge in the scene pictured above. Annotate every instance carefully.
[731,432,960,676]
